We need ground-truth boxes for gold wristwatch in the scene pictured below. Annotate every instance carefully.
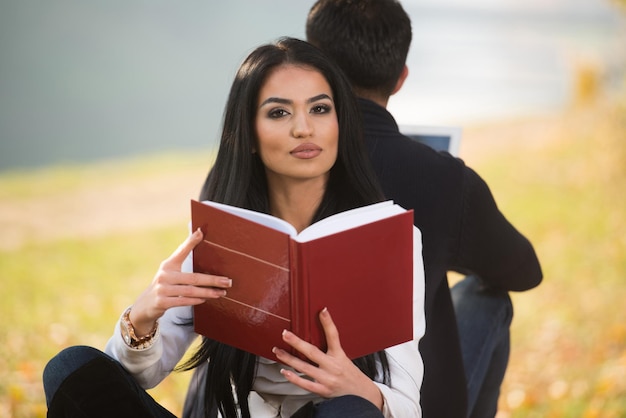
[120,307,159,349]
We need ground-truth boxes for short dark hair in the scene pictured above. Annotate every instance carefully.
[201,37,383,218]
[306,0,412,98]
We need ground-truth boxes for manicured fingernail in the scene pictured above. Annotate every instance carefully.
[221,278,232,287]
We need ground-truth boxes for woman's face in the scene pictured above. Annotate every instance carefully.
[255,64,339,189]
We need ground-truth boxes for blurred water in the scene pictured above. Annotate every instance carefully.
[0,0,624,171]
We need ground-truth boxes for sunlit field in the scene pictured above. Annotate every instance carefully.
[1,92,625,416]
[465,95,626,417]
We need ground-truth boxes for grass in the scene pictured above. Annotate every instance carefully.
[1,96,625,417]
[0,151,214,200]
[477,98,626,417]
[0,226,196,417]
[0,152,212,417]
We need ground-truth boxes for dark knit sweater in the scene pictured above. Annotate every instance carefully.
[360,98,542,417]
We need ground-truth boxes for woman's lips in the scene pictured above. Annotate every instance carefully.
[290,143,322,159]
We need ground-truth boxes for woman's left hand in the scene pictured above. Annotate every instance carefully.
[272,308,384,410]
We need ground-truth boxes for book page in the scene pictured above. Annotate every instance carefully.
[200,200,298,236]
[295,200,405,242]
[199,200,407,243]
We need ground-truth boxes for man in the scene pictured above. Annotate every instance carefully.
[305,1,542,417]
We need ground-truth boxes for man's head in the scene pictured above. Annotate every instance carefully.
[306,0,412,104]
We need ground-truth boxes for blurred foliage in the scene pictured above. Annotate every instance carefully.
[475,93,626,416]
[614,0,626,10]
[0,226,197,417]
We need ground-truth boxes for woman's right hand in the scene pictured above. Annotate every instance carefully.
[128,228,232,337]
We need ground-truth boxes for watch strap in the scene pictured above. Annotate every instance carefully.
[120,306,159,350]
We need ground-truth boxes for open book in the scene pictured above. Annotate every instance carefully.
[191,199,414,360]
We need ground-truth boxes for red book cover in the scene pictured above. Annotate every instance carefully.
[191,199,414,360]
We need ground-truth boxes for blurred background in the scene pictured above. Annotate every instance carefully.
[1,0,625,417]
[1,0,624,170]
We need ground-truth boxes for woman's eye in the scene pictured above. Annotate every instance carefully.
[311,104,331,114]
[268,108,288,119]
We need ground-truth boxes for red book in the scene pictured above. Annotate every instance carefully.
[191,199,414,360]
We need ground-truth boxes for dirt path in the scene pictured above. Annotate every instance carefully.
[0,166,208,250]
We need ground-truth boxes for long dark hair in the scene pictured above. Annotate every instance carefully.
[183,37,389,418]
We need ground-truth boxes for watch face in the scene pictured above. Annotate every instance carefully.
[121,322,132,345]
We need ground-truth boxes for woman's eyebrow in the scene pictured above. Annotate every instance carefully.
[259,97,291,107]
[259,93,333,108]
[307,93,333,104]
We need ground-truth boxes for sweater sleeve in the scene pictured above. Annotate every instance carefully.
[104,254,199,389]
[376,226,425,417]
[454,166,542,291]
[104,305,198,389]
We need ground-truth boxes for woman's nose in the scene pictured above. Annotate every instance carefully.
[291,113,313,138]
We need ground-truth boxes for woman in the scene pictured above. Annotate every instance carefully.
[43,37,425,418]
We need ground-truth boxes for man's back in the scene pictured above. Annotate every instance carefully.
[359,98,542,416]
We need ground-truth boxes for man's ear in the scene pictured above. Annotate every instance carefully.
[391,65,409,96]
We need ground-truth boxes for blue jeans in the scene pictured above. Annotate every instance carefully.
[43,346,382,418]
[291,396,383,418]
[451,275,513,418]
